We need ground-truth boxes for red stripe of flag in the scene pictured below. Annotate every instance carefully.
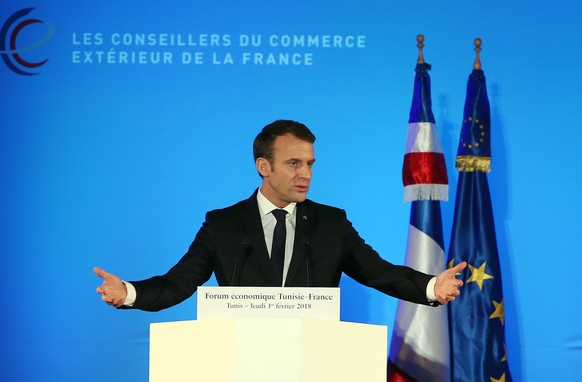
[403,152,448,186]
[388,360,417,382]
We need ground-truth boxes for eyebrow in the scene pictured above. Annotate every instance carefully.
[287,158,316,164]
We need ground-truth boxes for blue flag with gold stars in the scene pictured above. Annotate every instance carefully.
[447,69,512,382]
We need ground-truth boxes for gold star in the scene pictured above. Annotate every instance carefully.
[502,344,508,362]
[490,373,506,382]
[448,259,455,269]
[490,299,505,326]
[467,262,494,290]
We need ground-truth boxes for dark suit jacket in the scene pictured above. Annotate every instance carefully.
[129,191,435,311]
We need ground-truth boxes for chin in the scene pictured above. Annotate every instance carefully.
[293,194,308,203]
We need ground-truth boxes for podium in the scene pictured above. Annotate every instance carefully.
[149,288,388,381]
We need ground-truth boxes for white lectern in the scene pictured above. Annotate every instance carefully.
[149,287,388,382]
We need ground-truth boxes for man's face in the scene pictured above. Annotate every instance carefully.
[258,133,315,207]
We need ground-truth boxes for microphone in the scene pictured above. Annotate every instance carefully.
[231,238,251,286]
[302,237,313,288]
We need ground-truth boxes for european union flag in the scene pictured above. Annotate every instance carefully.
[447,68,512,382]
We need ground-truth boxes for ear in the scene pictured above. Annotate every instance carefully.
[256,157,271,177]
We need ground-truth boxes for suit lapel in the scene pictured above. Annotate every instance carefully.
[285,201,317,286]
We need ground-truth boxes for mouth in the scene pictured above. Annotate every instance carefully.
[295,185,309,193]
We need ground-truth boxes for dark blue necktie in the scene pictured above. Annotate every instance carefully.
[271,209,287,286]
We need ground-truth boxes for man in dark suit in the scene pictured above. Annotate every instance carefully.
[95,120,466,311]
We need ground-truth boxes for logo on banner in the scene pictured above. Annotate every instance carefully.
[1,7,54,75]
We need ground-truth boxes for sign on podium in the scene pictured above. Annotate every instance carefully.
[149,287,387,382]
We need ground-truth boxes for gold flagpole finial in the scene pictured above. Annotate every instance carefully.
[417,34,425,64]
[473,38,482,70]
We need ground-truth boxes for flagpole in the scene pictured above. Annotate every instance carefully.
[473,38,482,70]
[417,34,425,64]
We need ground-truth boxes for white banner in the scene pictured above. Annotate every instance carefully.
[197,286,340,321]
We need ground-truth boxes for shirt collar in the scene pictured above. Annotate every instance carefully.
[257,188,297,218]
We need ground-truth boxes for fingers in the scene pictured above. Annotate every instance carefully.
[445,287,460,301]
[95,267,108,295]
[101,293,113,303]
[94,266,125,308]
[93,266,109,279]
[450,261,467,274]
[94,267,110,295]
[437,295,455,304]
[448,262,466,287]
[435,262,467,304]
[451,278,464,287]
[438,288,461,305]
[101,293,124,308]
[98,285,124,308]
[444,276,463,295]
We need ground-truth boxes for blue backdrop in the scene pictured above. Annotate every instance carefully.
[2,1,581,381]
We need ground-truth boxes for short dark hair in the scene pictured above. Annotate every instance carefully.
[253,120,316,163]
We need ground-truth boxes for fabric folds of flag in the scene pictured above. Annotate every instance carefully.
[447,69,512,382]
[402,64,448,202]
[388,63,450,382]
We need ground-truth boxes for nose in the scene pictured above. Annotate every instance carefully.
[298,164,312,180]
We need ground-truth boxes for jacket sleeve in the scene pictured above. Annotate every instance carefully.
[339,210,435,306]
[126,212,216,312]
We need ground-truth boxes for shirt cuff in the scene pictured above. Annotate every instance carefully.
[426,276,437,302]
[122,281,136,306]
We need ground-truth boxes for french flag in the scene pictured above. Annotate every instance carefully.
[402,62,448,202]
[388,58,450,381]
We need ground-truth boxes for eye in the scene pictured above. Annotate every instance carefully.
[289,160,298,166]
